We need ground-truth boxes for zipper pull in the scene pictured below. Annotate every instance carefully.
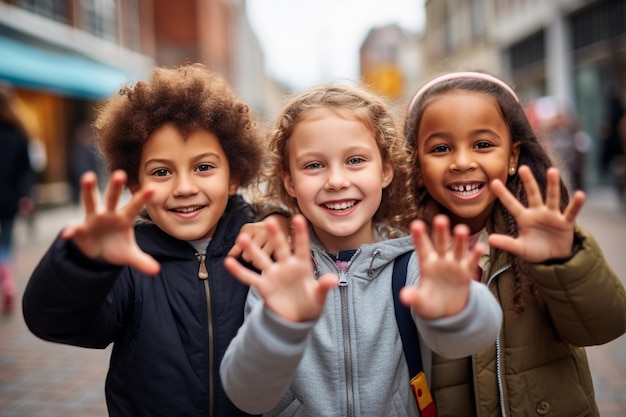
[196,253,208,279]
[339,271,348,287]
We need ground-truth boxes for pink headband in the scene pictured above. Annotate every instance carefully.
[407,71,519,113]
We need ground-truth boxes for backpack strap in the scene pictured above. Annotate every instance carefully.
[392,250,437,417]
[392,251,423,376]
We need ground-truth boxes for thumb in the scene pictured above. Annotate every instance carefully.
[128,248,161,276]
[316,273,339,299]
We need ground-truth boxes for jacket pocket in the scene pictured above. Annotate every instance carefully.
[269,396,303,417]
[521,357,592,417]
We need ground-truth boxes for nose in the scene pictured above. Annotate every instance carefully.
[325,166,350,191]
[173,172,199,196]
[450,149,477,172]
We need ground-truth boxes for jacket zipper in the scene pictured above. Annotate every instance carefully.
[339,272,354,417]
[197,253,214,417]
[324,249,359,417]
[486,265,510,417]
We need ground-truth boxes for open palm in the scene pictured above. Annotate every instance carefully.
[61,170,160,275]
[488,165,585,263]
[224,214,338,323]
[400,214,481,319]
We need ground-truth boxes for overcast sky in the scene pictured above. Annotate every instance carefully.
[246,0,425,91]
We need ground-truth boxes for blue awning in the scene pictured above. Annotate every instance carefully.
[0,36,140,100]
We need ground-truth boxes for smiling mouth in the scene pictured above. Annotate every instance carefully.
[322,200,358,211]
[170,205,204,213]
[449,183,483,197]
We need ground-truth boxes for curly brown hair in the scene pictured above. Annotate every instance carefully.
[404,72,569,314]
[257,83,417,235]
[93,63,264,190]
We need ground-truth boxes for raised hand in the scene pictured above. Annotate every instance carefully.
[227,214,291,267]
[400,214,482,319]
[488,165,586,263]
[61,170,160,276]
[224,214,338,323]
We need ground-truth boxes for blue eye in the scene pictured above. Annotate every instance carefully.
[305,162,323,170]
[347,157,365,165]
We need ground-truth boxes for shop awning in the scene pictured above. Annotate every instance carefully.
[0,36,139,100]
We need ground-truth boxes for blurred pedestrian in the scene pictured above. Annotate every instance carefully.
[600,84,625,203]
[69,121,101,205]
[0,82,35,314]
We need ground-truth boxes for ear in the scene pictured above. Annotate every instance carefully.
[381,159,394,188]
[228,176,240,195]
[281,171,297,198]
[508,141,521,176]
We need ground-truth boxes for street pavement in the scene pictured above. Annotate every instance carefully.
[1,189,625,416]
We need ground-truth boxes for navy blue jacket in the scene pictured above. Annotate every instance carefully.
[23,195,258,417]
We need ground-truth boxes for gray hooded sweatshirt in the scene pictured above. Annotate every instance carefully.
[221,234,502,417]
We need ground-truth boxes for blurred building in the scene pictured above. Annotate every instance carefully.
[419,0,626,187]
[0,0,279,206]
[0,0,155,204]
[359,24,424,109]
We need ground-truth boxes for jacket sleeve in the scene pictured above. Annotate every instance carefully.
[22,234,128,348]
[414,278,503,359]
[530,225,626,346]
[220,289,315,414]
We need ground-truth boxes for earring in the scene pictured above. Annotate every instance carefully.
[510,167,516,174]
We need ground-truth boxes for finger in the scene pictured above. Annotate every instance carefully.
[545,167,561,211]
[80,171,99,215]
[128,248,161,276]
[105,170,127,212]
[316,273,339,300]
[227,243,243,258]
[491,178,525,217]
[488,233,523,257]
[234,232,274,271]
[224,256,262,287]
[563,190,586,223]
[291,214,312,260]
[431,215,451,256]
[60,222,81,240]
[123,186,154,219]
[452,223,470,260]
[410,220,433,262]
[468,242,485,269]
[265,216,291,261]
[518,165,543,207]
[399,286,437,318]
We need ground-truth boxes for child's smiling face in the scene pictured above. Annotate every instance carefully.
[134,124,238,241]
[416,91,520,233]
[282,108,393,254]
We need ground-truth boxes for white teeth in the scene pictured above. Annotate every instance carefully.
[450,184,480,192]
[450,184,481,196]
[173,206,201,213]
[324,201,356,210]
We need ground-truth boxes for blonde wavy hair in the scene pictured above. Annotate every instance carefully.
[256,83,417,236]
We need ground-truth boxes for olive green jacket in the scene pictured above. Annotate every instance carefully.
[432,224,626,417]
